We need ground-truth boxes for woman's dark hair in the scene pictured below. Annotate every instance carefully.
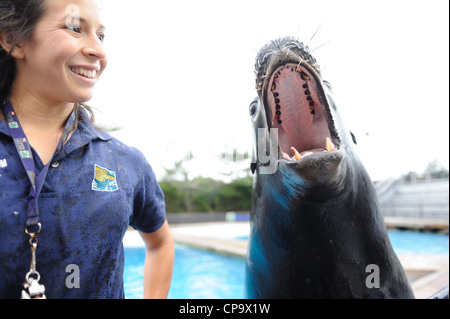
[0,0,96,125]
[0,0,44,99]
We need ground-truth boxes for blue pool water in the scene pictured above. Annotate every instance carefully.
[124,244,245,299]
[235,230,449,255]
[386,230,449,255]
[123,230,449,299]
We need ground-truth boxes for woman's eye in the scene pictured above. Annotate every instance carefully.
[67,25,81,33]
[97,33,105,42]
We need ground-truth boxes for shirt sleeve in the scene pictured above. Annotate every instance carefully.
[129,150,166,233]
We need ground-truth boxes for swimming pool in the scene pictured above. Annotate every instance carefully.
[386,229,449,255]
[235,229,449,255]
[123,229,449,299]
[124,244,245,299]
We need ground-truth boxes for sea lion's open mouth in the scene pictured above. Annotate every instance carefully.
[265,62,337,161]
[255,37,341,164]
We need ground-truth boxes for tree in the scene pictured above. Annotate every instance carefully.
[159,181,185,213]
[158,151,253,213]
[216,176,252,211]
[161,152,193,182]
[424,159,449,179]
[218,148,252,181]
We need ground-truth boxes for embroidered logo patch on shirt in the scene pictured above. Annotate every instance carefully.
[92,164,119,192]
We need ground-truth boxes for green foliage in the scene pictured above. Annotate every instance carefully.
[158,150,253,213]
[159,181,185,213]
[159,176,252,213]
[216,177,252,211]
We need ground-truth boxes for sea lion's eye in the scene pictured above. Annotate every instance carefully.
[323,80,332,91]
[249,100,258,117]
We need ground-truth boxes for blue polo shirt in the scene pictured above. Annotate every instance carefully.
[0,113,166,299]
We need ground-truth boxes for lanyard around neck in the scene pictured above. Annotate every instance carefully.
[1,99,77,228]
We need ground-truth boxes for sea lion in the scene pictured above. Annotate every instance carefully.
[246,37,415,298]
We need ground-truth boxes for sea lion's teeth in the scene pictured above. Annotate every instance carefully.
[326,137,336,152]
[291,146,302,160]
[300,71,310,81]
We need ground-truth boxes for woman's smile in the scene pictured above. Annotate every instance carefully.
[69,65,100,85]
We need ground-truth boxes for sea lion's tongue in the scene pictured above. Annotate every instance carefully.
[267,63,335,160]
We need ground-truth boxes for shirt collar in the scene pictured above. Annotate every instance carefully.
[52,112,112,161]
[0,108,112,161]
[76,111,112,142]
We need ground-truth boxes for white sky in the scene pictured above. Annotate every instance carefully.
[90,0,449,182]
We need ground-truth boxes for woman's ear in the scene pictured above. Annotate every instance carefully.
[0,32,25,59]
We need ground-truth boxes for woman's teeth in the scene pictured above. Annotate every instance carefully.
[70,67,97,79]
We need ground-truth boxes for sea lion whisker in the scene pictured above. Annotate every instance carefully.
[262,51,278,64]
[296,57,304,72]
[312,40,332,53]
[281,44,298,57]
[310,22,323,42]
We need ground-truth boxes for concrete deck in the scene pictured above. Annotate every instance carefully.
[384,217,449,233]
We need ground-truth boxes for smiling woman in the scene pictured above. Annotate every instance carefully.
[0,0,106,163]
[0,0,173,299]
[12,0,107,107]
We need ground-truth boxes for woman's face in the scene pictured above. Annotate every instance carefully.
[16,0,107,105]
